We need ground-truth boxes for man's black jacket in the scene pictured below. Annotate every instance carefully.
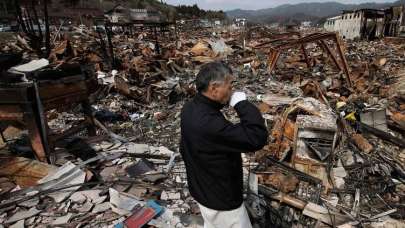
[180,93,268,210]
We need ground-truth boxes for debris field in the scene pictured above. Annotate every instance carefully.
[0,23,404,228]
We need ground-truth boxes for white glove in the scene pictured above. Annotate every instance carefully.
[230,92,247,107]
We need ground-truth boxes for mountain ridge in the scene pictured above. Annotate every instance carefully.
[226,0,405,24]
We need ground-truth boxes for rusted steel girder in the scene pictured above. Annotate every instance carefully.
[255,32,352,87]
[252,31,301,48]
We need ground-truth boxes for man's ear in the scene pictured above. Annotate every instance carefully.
[206,83,215,93]
[209,83,220,96]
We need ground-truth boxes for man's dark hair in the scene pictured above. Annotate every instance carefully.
[196,62,233,93]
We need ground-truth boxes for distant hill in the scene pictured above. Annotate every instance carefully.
[75,0,226,21]
[226,0,405,25]
[93,0,178,19]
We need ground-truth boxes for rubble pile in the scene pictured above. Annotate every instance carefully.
[0,24,404,228]
[247,34,405,227]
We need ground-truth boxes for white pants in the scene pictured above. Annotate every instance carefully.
[198,203,253,228]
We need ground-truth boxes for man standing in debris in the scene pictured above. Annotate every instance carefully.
[180,62,268,228]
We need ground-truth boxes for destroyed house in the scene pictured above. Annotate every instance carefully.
[106,6,166,24]
[384,5,405,37]
[199,19,211,28]
[105,5,128,23]
[129,9,149,21]
[324,7,405,39]
[176,18,222,30]
[324,9,385,40]
[234,18,246,27]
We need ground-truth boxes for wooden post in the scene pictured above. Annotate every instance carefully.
[43,0,51,57]
[268,50,280,74]
[14,0,28,33]
[24,106,48,163]
[82,100,97,136]
[32,0,43,41]
[105,25,115,68]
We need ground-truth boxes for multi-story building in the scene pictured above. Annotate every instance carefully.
[324,9,385,40]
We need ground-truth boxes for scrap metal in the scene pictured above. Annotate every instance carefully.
[254,32,353,87]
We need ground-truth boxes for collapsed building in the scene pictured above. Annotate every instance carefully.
[384,5,405,37]
[324,6,405,40]
[105,5,167,24]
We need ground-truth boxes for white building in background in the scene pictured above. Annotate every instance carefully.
[335,11,364,40]
[324,16,340,32]
[324,9,385,40]
[301,21,312,28]
[234,18,246,27]
[105,6,166,24]
[269,22,280,28]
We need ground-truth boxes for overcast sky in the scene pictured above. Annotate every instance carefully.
[164,0,398,10]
